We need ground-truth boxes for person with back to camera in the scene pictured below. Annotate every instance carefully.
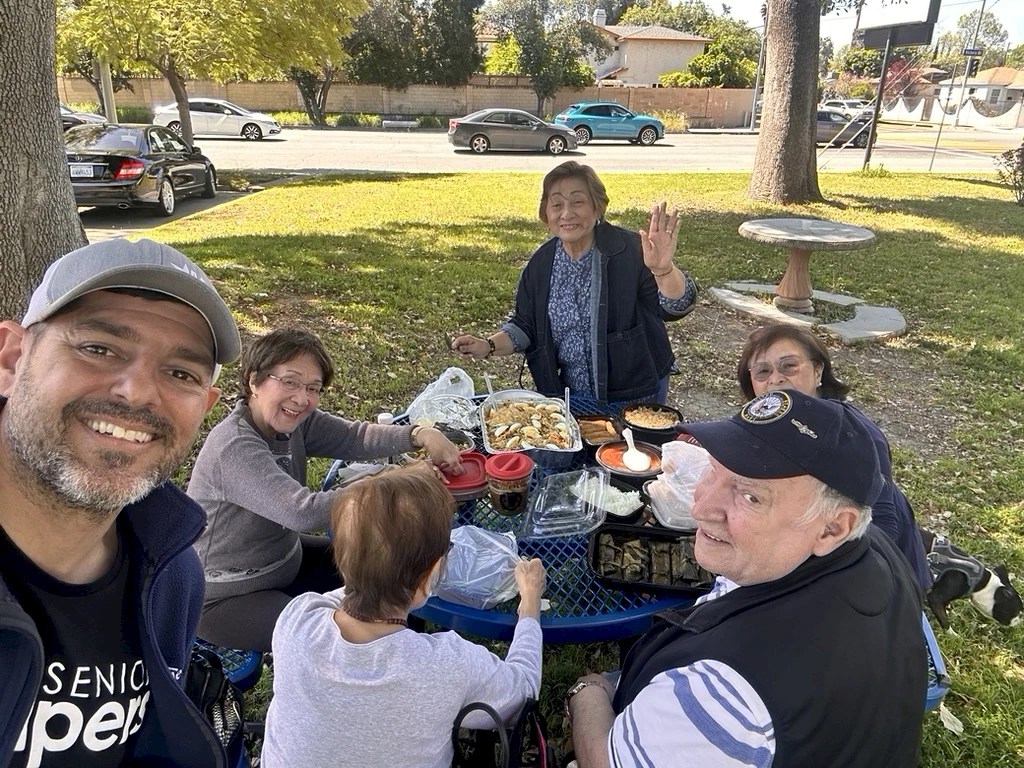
[188,328,464,652]
[736,323,931,592]
[452,161,697,405]
[261,461,547,768]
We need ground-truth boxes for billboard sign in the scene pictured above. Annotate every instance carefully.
[856,0,940,31]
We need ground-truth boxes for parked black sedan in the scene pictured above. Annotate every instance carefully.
[448,109,577,155]
[60,103,106,131]
[65,124,215,216]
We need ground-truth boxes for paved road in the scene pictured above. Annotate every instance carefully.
[189,124,1019,175]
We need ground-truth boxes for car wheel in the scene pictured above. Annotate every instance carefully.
[470,134,489,154]
[853,131,869,148]
[574,126,592,145]
[638,126,659,146]
[201,167,216,199]
[167,121,182,136]
[241,123,263,141]
[547,136,567,155]
[155,177,175,217]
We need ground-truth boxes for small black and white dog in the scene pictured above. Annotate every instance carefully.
[919,528,1023,630]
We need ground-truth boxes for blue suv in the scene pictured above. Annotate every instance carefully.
[553,101,664,146]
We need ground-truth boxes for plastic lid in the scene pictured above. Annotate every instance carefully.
[442,451,487,490]
[485,452,534,480]
[376,412,395,425]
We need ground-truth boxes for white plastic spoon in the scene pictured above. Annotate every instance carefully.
[621,428,651,472]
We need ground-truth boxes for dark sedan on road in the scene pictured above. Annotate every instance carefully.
[448,109,577,155]
[65,124,216,216]
[816,109,875,148]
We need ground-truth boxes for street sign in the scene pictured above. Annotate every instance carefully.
[962,47,982,57]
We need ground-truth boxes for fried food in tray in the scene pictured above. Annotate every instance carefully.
[578,417,620,446]
[483,398,575,451]
[592,529,713,592]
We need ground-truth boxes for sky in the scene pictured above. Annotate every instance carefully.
[721,0,1024,51]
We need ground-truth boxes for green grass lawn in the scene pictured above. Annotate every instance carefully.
[157,170,1024,765]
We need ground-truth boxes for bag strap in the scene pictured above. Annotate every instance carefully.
[452,702,510,768]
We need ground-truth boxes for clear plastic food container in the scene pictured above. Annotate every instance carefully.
[519,469,608,539]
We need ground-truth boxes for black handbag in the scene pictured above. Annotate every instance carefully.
[452,699,556,768]
[184,646,245,764]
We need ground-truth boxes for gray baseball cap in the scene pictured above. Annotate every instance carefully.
[22,238,240,365]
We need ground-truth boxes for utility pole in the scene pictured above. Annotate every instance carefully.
[954,0,987,127]
[748,2,767,131]
[99,60,117,124]
[862,30,892,170]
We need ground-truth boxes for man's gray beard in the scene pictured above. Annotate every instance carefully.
[3,388,182,522]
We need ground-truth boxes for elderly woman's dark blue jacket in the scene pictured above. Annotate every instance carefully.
[508,221,692,402]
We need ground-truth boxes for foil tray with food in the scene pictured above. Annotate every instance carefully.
[480,390,582,454]
[587,523,714,596]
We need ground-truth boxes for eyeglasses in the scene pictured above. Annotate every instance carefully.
[749,356,810,382]
[266,374,324,396]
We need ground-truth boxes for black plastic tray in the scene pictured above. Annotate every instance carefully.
[587,522,714,597]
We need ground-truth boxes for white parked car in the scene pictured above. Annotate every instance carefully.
[153,98,281,140]
[820,99,874,120]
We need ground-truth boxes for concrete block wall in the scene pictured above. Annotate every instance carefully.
[57,76,755,128]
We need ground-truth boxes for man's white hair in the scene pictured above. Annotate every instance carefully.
[795,478,873,542]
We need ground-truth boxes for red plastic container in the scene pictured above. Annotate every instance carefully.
[484,452,534,515]
[441,450,489,501]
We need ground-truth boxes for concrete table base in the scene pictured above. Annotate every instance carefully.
[711,283,906,344]
[774,247,815,313]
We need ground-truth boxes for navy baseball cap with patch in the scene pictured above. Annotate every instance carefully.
[22,238,240,366]
[683,389,883,506]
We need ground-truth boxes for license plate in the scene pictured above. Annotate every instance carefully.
[69,164,94,179]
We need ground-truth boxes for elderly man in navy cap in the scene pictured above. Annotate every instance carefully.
[0,239,241,768]
[567,390,928,768]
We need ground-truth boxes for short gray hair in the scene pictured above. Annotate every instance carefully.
[796,478,873,542]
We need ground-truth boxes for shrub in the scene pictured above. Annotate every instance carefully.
[651,109,689,133]
[416,114,443,129]
[116,105,152,123]
[268,110,312,126]
[994,146,1024,205]
[335,113,382,128]
[67,101,100,114]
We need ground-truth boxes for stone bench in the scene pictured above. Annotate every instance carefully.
[382,120,419,130]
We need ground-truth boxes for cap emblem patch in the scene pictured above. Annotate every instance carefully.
[740,391,792,424]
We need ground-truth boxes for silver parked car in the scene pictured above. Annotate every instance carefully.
[153,98,281,140]
[816,109,875,148]
[448,109,577,155]
[820,99,874,120]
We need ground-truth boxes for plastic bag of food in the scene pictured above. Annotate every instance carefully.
[407,368,477,428]
[645,441,710,530]
[434,526,520,609]
[519,469,608,539]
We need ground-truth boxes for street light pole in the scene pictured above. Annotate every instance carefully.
[748,4,767,131]
[954,0,987,127]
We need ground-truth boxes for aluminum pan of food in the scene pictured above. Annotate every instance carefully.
[480,389,582,454]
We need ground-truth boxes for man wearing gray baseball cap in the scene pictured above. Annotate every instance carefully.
[0,239,241,768]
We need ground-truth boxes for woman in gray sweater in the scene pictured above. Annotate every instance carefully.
[188,328,462,651]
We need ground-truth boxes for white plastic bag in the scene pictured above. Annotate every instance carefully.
[434,526,520,609]
[407,368,478,430]
[645,441,710,530]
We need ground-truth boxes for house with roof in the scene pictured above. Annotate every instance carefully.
[588,9,709,86]
[934,66,1024,107]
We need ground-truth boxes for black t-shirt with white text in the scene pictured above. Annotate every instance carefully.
[0,518,150,768]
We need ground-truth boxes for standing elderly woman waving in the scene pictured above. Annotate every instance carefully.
[453,161,697,405]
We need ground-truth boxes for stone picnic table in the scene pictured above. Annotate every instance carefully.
[738,218,876,314]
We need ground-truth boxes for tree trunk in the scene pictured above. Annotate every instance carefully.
[746,0,823,203]
[0,0,87,320]
[157,59,195,146]
[316,64,336,124]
